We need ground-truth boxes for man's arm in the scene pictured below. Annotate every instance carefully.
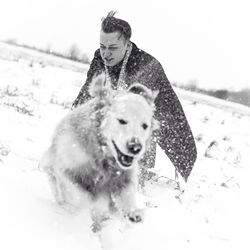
[71,50,103,109]
[154,63,197,181]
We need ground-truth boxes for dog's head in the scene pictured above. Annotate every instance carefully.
[99,80,159,170]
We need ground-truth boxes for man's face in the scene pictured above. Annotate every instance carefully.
[100,30,129,67]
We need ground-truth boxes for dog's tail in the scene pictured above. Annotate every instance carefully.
[88,73,107,98]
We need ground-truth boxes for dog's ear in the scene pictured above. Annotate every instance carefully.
[152,118,160,131]
[128,83,159,105]
[89,73,109,98]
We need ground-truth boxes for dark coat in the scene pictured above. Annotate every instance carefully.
[72,42,197,181]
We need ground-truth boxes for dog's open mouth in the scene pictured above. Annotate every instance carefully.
[112,140,134,167]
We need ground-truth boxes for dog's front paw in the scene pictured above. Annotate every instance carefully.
[91,213,110,233]
[91,220,102,233]
[127,209,144,223]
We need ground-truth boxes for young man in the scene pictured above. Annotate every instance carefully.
[72,11,197,183]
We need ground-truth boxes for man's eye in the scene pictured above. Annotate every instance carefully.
[142,123,148,130]
[118,119,128,125]
[109,47,118,51]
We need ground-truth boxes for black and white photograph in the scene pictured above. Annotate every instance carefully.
[0,0,249,249]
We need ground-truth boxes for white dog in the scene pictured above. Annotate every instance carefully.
[39,74,159,229]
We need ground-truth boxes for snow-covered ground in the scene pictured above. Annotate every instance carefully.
[0,44,250,250]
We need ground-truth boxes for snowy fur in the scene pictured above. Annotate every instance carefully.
[39,74,159,226]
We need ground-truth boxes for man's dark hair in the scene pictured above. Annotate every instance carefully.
[101,11,132,40]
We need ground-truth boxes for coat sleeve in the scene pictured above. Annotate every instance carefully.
[154,63,197,181]
[71,50,103,109]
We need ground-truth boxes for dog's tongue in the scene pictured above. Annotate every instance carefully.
[120,154,133,167]
[112,140,134,167]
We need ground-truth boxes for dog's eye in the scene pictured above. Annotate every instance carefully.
[142,123,148,130]
[118,119,128,125]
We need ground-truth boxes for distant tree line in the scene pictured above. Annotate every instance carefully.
[4,38,90,64]
[172,81,250,107]
[3,38,249,108]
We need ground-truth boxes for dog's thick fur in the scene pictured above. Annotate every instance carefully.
[40,74,158,225]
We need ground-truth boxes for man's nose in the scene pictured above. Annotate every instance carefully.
[103,49,112,58]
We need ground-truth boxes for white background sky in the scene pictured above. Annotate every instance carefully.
[0,0,249,90]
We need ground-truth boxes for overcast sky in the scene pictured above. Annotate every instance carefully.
[0,0,249,90]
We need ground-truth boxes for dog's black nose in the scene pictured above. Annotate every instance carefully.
[127,138,142,155]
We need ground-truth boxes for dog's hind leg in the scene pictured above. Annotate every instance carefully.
[39,149,67,204]
[47,172,67,205]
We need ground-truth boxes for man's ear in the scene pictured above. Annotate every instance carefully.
[128,83,159,105]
